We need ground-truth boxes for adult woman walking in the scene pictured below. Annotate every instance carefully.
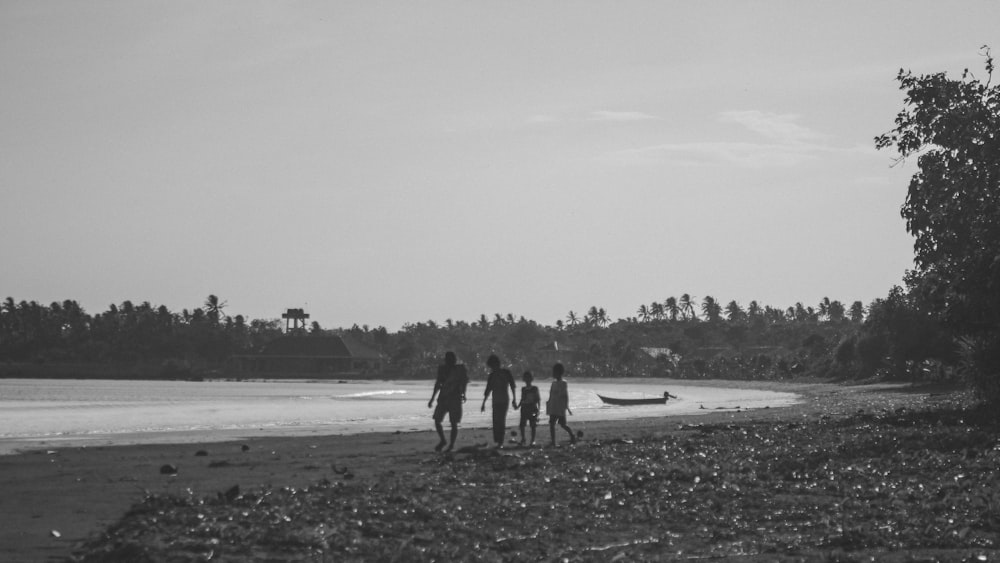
[481,354,516,449]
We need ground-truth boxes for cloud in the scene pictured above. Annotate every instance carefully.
[602,110,879,168]
[588,111,660,122]
[609,141,819,168]
[605,140,877,169]
[718,110,820,144]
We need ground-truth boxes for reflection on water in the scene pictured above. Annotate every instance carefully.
[0,378,798,454]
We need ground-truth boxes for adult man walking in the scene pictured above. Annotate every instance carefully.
[428,351,469,452]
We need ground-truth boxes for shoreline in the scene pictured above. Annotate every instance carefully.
[0,377,800,456]
[0,379,949,561]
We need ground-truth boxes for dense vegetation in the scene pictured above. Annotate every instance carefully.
[0,290,946,385]
[875,46,1000,403]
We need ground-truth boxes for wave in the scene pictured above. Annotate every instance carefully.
[333,390,409,399]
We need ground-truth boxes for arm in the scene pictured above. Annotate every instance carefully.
[428,376,441,408]
[481,376,491,412]
[509,372,517,408]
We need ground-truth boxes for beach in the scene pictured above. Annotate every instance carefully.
[0,379,987,561]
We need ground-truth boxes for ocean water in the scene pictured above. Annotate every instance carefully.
[0,378,799,455]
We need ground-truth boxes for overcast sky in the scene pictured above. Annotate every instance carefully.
[3,2,999,330]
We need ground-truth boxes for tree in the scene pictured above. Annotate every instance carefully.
[876,47,1000,401]
[637,304,650,323]
[849,301,866,323]
[650,302,664,321]
[679,294,696,321]
[827,300,846,322]
[725,300,745,323]
[701,296,722,323]
[664,297,680,322]
[204,295,227,325]
[876,47,999,334]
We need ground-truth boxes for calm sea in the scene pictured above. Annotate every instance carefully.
[0,378,798,454]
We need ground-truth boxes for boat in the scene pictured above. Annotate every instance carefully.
[597,391,675,406]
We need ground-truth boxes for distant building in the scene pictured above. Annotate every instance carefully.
[234,333,383,376]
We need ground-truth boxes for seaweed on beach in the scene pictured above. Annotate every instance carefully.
[73,394,1000,562]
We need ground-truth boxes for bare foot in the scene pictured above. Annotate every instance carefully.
[435,440,447,452]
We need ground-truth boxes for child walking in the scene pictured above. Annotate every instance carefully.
[514,371,540,447]
[546,363,576,446]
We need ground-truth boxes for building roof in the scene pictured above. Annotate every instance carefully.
[259,334,381,359]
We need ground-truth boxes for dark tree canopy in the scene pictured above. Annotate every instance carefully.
[876,47,1000,334]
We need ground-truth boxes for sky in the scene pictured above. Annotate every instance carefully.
[3,2,999,331]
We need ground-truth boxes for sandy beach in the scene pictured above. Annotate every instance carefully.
[0,380,975,561]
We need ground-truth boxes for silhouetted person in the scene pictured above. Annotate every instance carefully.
[546,363,576,446]
[481,354,516,449]
[428,351,469,452]
[515,371,541,447]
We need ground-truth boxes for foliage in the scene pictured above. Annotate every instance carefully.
[1,292,879,382]
[875,47,1000,400]
[876,48,1000,334]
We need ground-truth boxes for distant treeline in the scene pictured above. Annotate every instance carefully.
[0,292,952,384]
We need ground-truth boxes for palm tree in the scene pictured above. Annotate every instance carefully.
[679,294,697,321]
[664,297,680,321]
[478,314,490,329]
[597,307,609,327]
[650,302,665,321]
[637,304,650,322]
[204,295,227,325]
[818,297,831,320]
[566,311,580,326]
[725,300,745,322]
[747,300,762,320]
[701,296,722,322]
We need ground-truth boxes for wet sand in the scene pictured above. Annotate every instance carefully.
[0,380,943,561]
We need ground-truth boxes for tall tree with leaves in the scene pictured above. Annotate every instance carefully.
[876,47,1000,401]
[679,294,696,321]
[701,296,722,323]
[876,48,999,333]
[664,297,680,322]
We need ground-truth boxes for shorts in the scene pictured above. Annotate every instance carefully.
[519,404,539,428]
[549,414,567,426]
[433,401,462,425]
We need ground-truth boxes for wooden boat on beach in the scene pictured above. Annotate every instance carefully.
[597,391,675,406]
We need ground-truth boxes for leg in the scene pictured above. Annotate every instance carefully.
[434,420,447,451]
[446,406,461,452]
[447,423,458,452]
[562,420,576,443]
[549,419,557,446]
[518,423,526,446]
[529,421,537,446]
[493,405,507,446]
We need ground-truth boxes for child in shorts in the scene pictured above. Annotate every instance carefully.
[514,371,540,447]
